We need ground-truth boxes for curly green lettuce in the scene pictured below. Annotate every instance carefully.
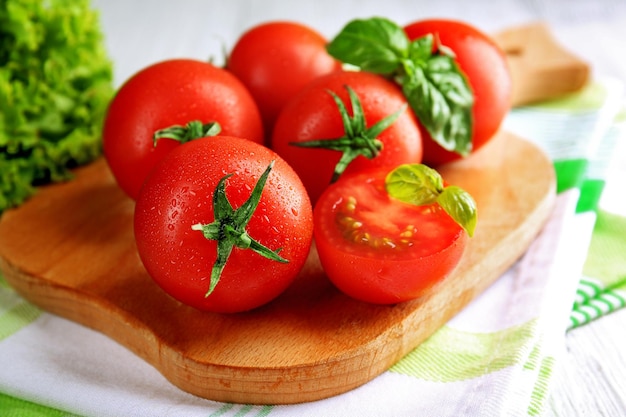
[0,0,114,213]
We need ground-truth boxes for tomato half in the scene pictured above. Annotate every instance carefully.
[271,70,423,205]
[404,19,512,166]
[103,59,264,200]
[314,167,467,304]
[227,21,342,138]
[134,136,313,313]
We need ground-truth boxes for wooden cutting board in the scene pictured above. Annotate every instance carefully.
[495,22,590,106]
[0,130,555,404]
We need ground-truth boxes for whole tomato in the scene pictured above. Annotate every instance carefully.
[103,59,264,200]
[134,136,313,313]
[227,21,342,138]
[271,70,423,205]
[404,19,512,166]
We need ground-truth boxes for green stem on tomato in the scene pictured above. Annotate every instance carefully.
[153,120,221,146]
[191,161,288,297]
[291,84,406,183]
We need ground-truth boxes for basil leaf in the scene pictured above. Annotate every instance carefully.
[327,17,476,159]
[400,45,474,156]
[326,17,408,74]
[385,164,444,206]
[385,164,477,237]
[436,185,477,237]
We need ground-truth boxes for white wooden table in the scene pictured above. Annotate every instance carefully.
[92,0,626,414]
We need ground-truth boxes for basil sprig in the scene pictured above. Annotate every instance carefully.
[385,164,477,237]
[327,17,474,157]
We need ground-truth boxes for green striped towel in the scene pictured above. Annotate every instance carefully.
[569,210,626,329]
[506,77,626,330]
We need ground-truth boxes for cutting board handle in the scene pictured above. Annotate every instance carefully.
[494,22,591,107]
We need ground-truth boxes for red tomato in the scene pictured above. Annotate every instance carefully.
[314,167,467,304]
[103,59,264,200]
[134,136,313,313]
[404,19,512,166]
[227,21,342,138]
[271,70,423,205]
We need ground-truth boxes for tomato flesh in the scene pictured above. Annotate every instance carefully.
[314,169,467,304]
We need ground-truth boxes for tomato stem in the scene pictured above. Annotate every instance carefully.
[191,161,288,297]
[291,85,405,183]
[153,120,221,146]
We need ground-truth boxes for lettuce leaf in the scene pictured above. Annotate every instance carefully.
[0,0,114,213]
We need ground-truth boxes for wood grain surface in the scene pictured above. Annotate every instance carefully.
[0,130,555,404]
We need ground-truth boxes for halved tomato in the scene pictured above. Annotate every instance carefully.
[313,166,469,304]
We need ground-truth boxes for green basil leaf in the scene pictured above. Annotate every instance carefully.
[436,185,477,237]
[407,34,433,63]
[326,17,475,159]
[326,17,409,74]
[385,164,444,206]
[400,46,474,156]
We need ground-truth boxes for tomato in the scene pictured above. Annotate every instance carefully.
[314,167,468,304]
[271,70,423,205]
[103,59,264,200]
[227,21,342,138]
[134,136,313,313]
[404,19,512,166]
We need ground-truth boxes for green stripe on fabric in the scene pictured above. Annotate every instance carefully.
[574,278,602,307]
[553,159,588,194]
[569,284,626,330]
[569,311,588,329]
[207,404,273,417]
[233,405,253,417]
[527,356,555,417]
[0,272,41,339]
[0,302,41,341]
[254,405,274,417]
[0,391,82,417]
[583,210,626,289]
[390,321,536,382]
[209,403,235,417]
[523,344,541,371]
[576,179,605,213]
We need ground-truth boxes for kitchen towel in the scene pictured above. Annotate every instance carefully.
[505,77,626,330]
